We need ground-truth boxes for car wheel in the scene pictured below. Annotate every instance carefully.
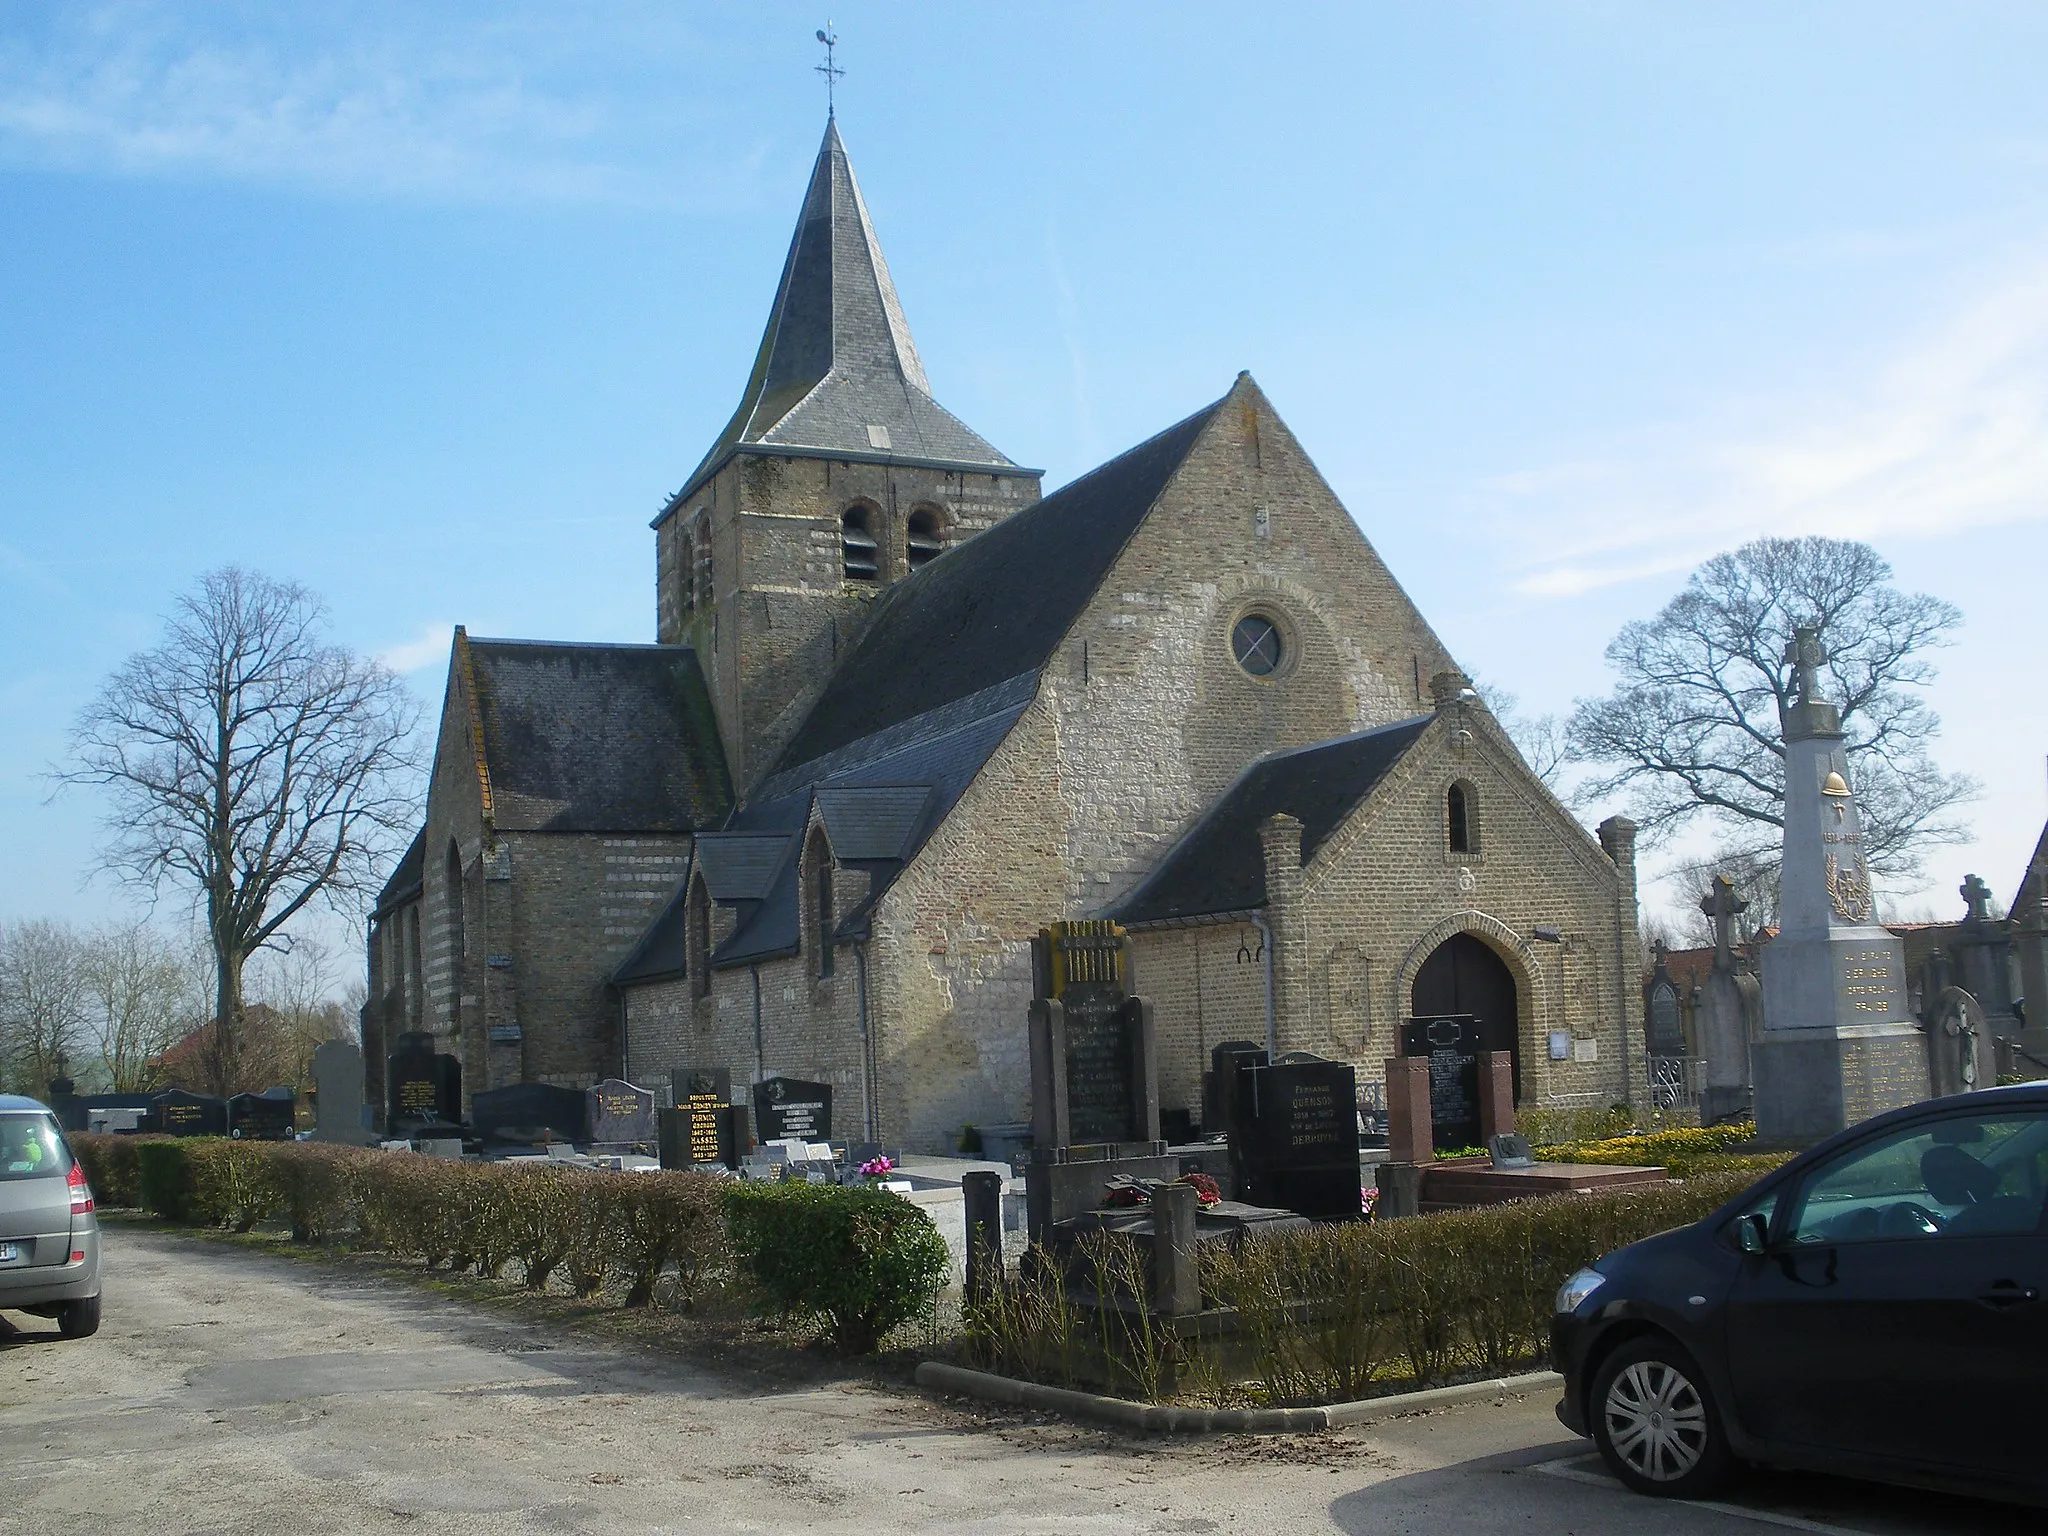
[1590,1336,1731,1498]
[56,1294,101,1340]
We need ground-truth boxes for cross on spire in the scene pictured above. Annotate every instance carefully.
[1700,873,1750,970]
[815,24,844,117]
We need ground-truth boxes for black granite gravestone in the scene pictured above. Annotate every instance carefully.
[587,1078,656,1147]
[55,1092,154,1135]
[753,1076,832,1141]
[660,1093,739,1169]
[1401,1014,1481,1152]
[228,1087,297,1140]
[471,1082,587,1144]
[150,1089,228,1137]
[1230,1053,1360,1220]
[386,1030,462,1135]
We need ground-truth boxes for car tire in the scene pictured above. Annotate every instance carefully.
[56,1294,101,1340]
[1590,1335,1731,1499]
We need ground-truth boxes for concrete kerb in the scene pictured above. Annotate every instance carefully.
[914,1360,1561,1434]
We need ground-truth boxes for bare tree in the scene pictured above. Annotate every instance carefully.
[1474,681,1570,788]
[80,924,206,1093]
[0,920,90,1096]
[61,568,420,1091]
[1568,537,1976,884]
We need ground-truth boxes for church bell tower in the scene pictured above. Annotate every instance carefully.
[653,119,1042,789]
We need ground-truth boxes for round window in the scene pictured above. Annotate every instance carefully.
[1232,614,1284,676]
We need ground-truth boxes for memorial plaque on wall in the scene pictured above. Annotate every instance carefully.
[753,1076,832,1141]
[1401,1015,1481,1152]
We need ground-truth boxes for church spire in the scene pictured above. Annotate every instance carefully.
[669,119,1019,510]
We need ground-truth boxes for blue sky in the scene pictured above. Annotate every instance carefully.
[5,2,2047,966]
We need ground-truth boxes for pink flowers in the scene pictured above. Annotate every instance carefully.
[859,1155,895,1177]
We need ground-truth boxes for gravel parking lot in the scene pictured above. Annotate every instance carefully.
[0,1227,2031,1535]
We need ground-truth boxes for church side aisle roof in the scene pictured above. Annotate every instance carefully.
[1111,715,1435,926]
[772,397,1225,771]
[371,828,426,919]
[464,638,733,833]
[665,119,1027,514]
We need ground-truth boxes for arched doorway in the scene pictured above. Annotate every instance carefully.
[1410,932,1521,1104]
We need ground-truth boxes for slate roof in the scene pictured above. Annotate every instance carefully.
[465,637,733,833]
[371,829,426,919]
[663,120,1031,516]
[773,397,1224,770]
[1111,716,1435,926]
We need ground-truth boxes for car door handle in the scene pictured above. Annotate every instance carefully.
[1976,1281,2040,1310]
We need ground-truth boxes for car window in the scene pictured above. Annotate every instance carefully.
[0,1113,70,1181]
[1786,1111,2048,1245]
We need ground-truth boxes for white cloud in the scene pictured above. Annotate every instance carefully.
[378,621,452,676]
[1486,253,2048,597]
[0,4,734,204]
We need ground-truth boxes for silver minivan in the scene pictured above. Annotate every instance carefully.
[0,1094,101,1338]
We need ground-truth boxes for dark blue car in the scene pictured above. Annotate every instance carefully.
[1552,1083,2048,1506]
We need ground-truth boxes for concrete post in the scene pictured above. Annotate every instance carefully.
[963,1170,1003,1306]
[1150,1179,1200,1316]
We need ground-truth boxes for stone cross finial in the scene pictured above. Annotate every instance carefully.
[1784,625,1827,706]
[1700,874,1749,970]
[1960,873,1994,923]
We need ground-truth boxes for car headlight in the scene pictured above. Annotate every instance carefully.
[1555,1267,1606,1314]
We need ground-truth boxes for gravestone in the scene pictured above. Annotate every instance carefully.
[1400,1014,1481,1152]
[1229,1052,1359,1220]
[1697,876,1762,1125]
[661,1093,738,1170]
[587,1078,657,1147]
[150,1089,228,1137]
[1644,945,1687,1056]
[1756,629,1929,1140]
[228,1087,297,1140]
[69,1093,154,1136]
[311,1039,377,1145]
[1024,920,1172,1239]
[1926,986,1996,1098]
[386,1030,462,1135]
[753,1076,832,1142]
[471,1082,586,1144]
[673,1065,732,1105]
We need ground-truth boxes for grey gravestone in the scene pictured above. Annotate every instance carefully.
[150,1089,227,1137]
[1926,986,1995,1098]
[312,1039,376,1145]
[228,1087,297,1141]
[587,1078,656,1147]
[753,1076,832,1141]
[1229,1053,1359,1220]
[386,1030,462,1135]
[1697,877,1762,1125]
[1756,628,1929,1140]
[1645,945,1687,1056]
[472,1082,586,1144]
[1400,1014,1481,1152]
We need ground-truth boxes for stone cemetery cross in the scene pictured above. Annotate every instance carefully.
[1961,874,1995,924]
[1702,875,1749,971]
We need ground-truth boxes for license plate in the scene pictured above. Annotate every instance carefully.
[0,1242,18,1263]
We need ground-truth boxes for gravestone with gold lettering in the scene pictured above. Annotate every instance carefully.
[1023,920,1173,1239]
[1755,628,1929,1140]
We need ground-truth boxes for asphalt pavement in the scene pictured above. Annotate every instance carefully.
[0,1227,2030,1535]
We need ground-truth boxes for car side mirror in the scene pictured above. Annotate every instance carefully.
[1736,1212,1769,1254]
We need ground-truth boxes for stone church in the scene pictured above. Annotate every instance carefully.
[363,119,1645,1148]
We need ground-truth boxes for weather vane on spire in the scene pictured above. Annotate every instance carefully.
[815,24,844,117]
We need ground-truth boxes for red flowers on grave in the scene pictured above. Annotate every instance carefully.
[859,1154,895,1178]
[1177,1171,1222,1207]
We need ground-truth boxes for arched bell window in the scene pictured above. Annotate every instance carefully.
[906,507,946,571]
[841,507,879,582]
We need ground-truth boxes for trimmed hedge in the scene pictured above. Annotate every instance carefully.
[724,1181,950,1353]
